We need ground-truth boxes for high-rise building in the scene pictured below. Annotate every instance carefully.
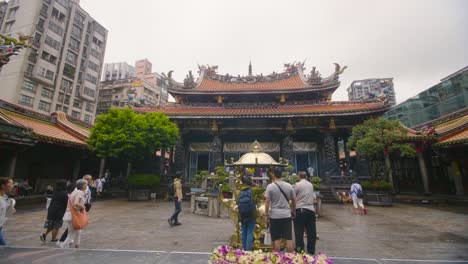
[102,62,134,81]
[0,1,8,31]
[0,0,108,124]
[383,66,468,127]
[347,78,396,106]
[135,59,169,103]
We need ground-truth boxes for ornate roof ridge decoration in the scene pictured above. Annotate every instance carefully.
[163,62,347,93]
[52,112,91,140]
[0,33,32,67]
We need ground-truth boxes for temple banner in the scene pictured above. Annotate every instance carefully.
[189,143,212,152]
[223,142,280,153]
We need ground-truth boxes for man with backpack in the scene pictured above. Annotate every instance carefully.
[350,179,367,215]
[265,168,296,253]
[237,176,256,251]
[168,172,183,226]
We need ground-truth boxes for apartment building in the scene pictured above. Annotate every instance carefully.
[96,77,161,115]
[102,61,134,81]
[347,78,396,106]
[135,59,168,104]
[0,0,108,124]
[0,1,8,30]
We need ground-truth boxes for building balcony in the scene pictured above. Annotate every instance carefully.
[24,71,33,79]
[40,9,48,18]
[36,24,44,33]
[28,54,37,63]
[32,39,41,48]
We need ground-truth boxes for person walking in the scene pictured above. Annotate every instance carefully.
[293,171,317,254]
[168,172,183,226]
[95,176,103,197]
[40,180,68,243]
[58,179,88,249]
[0,178,16,246]
[307,165,314,180]
[350,180,367,215]
[59,175,93,243]
[265,168,296,253]
[237,176,256,251]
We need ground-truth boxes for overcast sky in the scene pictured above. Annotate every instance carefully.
[80,0,468,103]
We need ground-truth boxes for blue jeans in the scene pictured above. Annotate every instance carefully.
[0,227,6,246]
[241,218,256,251]
[170,200,182,224]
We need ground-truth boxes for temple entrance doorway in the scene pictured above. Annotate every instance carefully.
[189,152,210,182]
[294,152,318,177]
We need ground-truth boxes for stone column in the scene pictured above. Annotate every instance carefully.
[451,161,464,196]
[174,136,186,175]
[98,158,106,179]
[210,135,223,172]
[8,152,18,179]
[72,159,81,181]
[322,133,339,177]
[416,149,430,195]
[281,135,294,166]
[160,149,166,175]
[384,153,394,192]
[343,136,351,173]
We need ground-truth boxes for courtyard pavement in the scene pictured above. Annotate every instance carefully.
[1,199,467,263]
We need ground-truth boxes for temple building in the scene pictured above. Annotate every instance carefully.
[136,62,392,182]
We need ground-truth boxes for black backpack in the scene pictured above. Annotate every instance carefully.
[237,188,255,219]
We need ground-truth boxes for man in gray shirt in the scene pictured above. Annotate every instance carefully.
[265,168,296,253]
[294,171,316,254]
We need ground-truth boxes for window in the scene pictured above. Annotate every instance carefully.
[71,110,80,118]
[69,37,80,52]
[90,48,101,60]
[92,36,103,48]
[85,73,97,85]
[74,12,85,26]
[48,20,64,36]
[94,23,106,37]
[84,87,95,97]
[56,0,69,8]
[37,18,45,32]
[44,35,61,50]
[41,88,53,99]
[88,61,99,72]
[45,70,54,80]
[7,7,18,20]
[26,64,34,74]
[22,81,36,93]
[4,21,14,32]
[73,99,81,108]
[66,51,77,65]
[40,4,48,17]
[75,85,81,97]
[18,95,33,106]
[85,102,94,112]
[71,24,82,39]
[61,79,72,91]
[84,114,92,123]
[38,100,51,112]
[51,8,66,22]
[41,51,57,65]
[63,63,75,78]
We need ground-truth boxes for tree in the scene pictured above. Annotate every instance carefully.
[346,118,415,185]
[87,108,179,163]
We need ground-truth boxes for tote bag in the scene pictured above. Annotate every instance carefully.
[68,196,88,230]
[263,228,272,245]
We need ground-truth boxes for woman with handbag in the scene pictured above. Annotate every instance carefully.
[58,179,88,249]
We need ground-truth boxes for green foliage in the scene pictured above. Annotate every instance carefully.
[221,184,231,193]
[361,180,392,192]
[87,108,179,162]
[127,174,161,190]
[194,170,209,185]
[251,186,266,202]
[347,118,416,160]
[215,166,229,185]
[284,174,299,185]
[311,176,321,190]
[285,165,295,173]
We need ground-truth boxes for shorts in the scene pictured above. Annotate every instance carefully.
[269,217,292,241]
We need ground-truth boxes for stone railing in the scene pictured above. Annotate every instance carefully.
[327,176,372,186]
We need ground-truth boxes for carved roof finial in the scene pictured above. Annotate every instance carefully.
[248,61,252,76]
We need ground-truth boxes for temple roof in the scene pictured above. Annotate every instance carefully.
[0,100,90,148]
[136,101,388,118]
[165,62,347,95]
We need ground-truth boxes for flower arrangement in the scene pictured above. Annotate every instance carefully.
[209,245,332,264]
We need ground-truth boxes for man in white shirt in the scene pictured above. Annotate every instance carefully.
[293,171,316,254]
[307,166,314,180]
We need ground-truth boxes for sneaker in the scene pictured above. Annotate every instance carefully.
[363,208,367,215]
[58,242,68,249]
[40,234,46,243]
[168,218,174,226]
[50,239,58,243]
[173,222,182,226]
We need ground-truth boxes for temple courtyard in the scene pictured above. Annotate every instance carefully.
[1,199,468,264]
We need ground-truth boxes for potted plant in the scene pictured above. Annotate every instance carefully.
[194,170,209,187]
[311,176,321,195]
[361,180,393,206]
[127,174,161,201]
